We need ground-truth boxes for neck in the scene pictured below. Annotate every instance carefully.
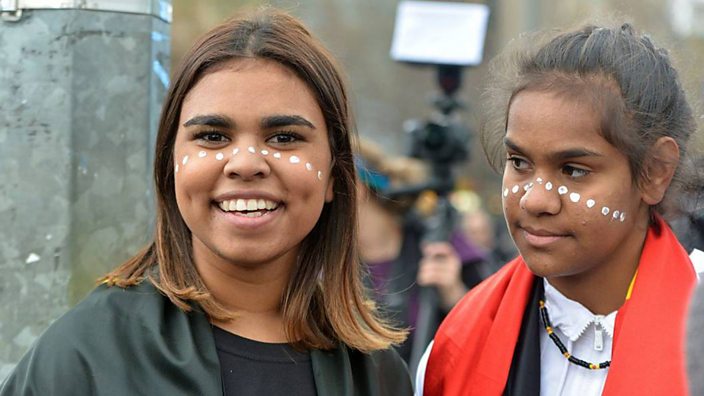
[193,240,293,342]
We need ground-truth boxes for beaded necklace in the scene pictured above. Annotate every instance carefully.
[538,299,611,370]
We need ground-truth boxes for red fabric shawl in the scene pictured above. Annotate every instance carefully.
[424,217,696,396]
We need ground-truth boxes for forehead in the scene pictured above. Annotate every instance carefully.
[505,90,609,155]
[180,58,323,123]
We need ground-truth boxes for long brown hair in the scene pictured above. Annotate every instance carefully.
[102,8,406,352]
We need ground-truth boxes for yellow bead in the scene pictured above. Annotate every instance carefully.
[546,326,553,334]
[563,352,570,358]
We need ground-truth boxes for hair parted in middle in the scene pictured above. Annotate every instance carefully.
[480,22,700,220]
[102,8,406,352]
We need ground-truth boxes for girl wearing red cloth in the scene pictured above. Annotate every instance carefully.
[419,23,701,396]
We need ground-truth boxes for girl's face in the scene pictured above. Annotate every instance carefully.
[502,90,651,284]
[173,58,334,272]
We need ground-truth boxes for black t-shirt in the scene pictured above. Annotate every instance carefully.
[212,326,317,396]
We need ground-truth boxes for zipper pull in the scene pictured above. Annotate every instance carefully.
[594,317,604,351]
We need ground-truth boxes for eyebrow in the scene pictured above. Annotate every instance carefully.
[183,114,233,128]
[504,137,603,160]
[182,114,316,130]
[261,114,316,130]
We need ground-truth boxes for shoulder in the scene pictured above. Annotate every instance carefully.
[350,347,413,395]
[1,280,219,396]
[312,345,413,395]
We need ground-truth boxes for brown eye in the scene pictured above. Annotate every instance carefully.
[267,132,303,145]
[562,165,590,179]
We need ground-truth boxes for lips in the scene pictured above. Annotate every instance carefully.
[520,225,569,248]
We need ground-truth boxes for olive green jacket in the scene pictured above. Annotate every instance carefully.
[1,281,412,396]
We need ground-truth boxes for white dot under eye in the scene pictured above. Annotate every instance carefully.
[586,199,595,208]
[511,185,519,194]
[175,164,179,173]
[536,177,543,184]
[317,171,323,180]
[569,192,580,203]
[619,212,626,222]
[261,150,269,156]
[248,146,256,154]
[182,155,189,165]
[198,151,206,158]
[558,186,568,195]
[232,148,239,156]
[503,188,509,197]
[612,210,620,220]
[215,153,224,161]
[273,152,281,159]
[289,156,301,164]
[545,182,553,191]
[602,207,610,216]
[305,163,313,171]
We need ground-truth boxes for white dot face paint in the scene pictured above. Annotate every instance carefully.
[586,199,595,208]
[305,163,313,171]
[317,171,323,180]
[198,151,207,158]
[512,185,519,194]
[503,188,509,198]
[612,210,620,220]
[536,177,543,184]
[545,182,553,191]
[273,152,282,159]
[569,192,580,203]
[558,186,568,195]
[289,156,301,164]
[602,207,610,216]
[248,146,256,154]
[261,150,269,156]
[182,155,189,165]
[523,184,531,191]
[215,153,224,161]
[175,164,179,173]
[232,148,239,156]
[619,212,626,222]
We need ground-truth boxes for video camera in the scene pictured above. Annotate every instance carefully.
[389,0,489,372]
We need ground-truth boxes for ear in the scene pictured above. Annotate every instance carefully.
[325,176,335,202]
[640,136,680,205]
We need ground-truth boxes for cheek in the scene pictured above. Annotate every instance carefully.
[173,151,223,202]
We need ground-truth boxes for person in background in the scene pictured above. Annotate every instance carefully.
[687,282,704,395]
[419,22,700,395]
[356,139,485,368]
[460,208,515,278]
[1,9,412,396]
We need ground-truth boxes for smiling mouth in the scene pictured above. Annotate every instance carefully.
[217,198,280,218]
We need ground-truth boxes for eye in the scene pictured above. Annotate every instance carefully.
[194,131,229,145]
[507,156,530,171]
[267,131,304,145]
[562,165,590,179]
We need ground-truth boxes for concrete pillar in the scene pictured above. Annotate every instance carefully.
[0,1,170,378]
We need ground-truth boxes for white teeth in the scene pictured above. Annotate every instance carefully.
[236,200,247,211]
[219,198,279,212]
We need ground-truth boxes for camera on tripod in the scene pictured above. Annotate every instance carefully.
[389,0,490,372]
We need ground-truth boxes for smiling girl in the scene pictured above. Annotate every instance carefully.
[419,23,700,395]
[1,9,411,396]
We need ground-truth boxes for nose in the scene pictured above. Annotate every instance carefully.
[222,145,271,180]
[519,181,561,216]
